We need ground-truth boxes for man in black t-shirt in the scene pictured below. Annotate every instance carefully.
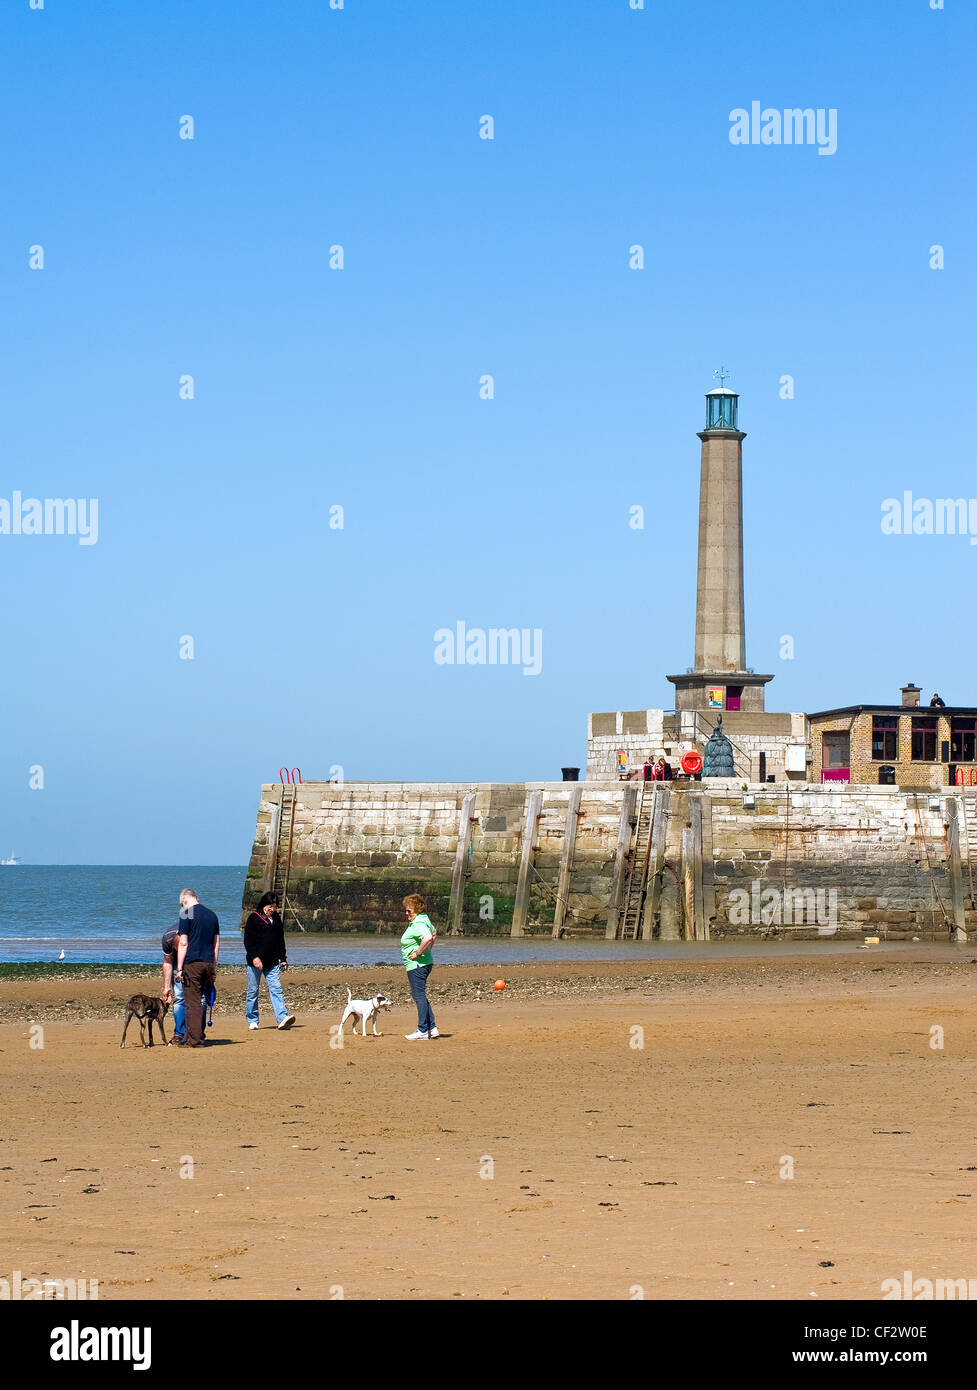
[162,924,209,1044]
[174,889,220,1048]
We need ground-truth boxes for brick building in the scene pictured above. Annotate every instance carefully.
[808,683,977,789]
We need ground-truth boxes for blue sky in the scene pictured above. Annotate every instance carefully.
[2,0,973,863]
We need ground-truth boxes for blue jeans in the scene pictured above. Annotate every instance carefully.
[407,964,436,1034]
[172,974,186,1039]
[246,963,289,1025]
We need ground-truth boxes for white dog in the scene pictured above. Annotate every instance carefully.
[340,986,392,1037]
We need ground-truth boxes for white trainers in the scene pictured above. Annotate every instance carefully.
[248,1021,259,1030]
[278,1015,296,1030]
[428,1028,440,1038]
[404,1030,429,1040]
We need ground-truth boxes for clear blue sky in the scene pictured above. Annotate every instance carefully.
[3,0,974,863]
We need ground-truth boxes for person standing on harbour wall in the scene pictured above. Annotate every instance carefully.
[401,894,439,1040]
[174,889,220,1048]
[243,892,295,1030]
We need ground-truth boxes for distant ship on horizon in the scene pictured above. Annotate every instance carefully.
[1,851,19,865]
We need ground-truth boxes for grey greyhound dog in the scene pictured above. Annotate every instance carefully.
[120,994,170,1048]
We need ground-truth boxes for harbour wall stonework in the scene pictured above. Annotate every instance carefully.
[245,781,977,941]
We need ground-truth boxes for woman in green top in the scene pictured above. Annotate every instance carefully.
[401,893,439,1040]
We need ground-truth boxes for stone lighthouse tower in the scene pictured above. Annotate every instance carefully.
[667,377,773,714]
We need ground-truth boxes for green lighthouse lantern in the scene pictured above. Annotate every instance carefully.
[704,366,738,431]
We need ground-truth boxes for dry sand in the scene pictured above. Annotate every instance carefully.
[2,949,976,1301]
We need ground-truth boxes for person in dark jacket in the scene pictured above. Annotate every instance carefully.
[244,892,295,1031]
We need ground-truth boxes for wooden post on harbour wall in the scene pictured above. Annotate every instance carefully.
[690,795,707,941]
[511,790,543,937]
[640,785,670,940]
[552,785,582,937]
[681,797,706,941]
[606,783,638,939]
[447,791,477,935]
[681,821,695,941]
[947,796,968,944]
[699,792,715,936]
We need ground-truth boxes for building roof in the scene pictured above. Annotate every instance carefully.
[807,704,977,720]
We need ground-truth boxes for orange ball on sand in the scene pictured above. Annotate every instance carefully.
[493,979,506,991]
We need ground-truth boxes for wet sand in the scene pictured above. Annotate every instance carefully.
[1,949,976,1300]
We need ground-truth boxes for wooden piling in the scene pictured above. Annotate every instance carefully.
[447,791,477,935]
[552,785,582,937]
[690,795,707,941]
[511,790,543,937]
[606,784,638,939]
[947,797,968,944]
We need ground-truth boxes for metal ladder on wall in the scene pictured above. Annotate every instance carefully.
[619,783,656,940]
[272,784,297,909]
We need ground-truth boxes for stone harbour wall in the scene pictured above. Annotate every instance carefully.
[245,780,977,941]
[705,783,973,938]
[245,782,626,933]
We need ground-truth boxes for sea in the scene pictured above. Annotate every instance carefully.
[0,865,938,966]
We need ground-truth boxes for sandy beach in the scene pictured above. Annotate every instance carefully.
[2,948,976,1301]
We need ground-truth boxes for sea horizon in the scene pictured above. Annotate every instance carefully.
[0,864,953,967]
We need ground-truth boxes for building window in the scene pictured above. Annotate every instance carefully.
[911,716,938,762]
[878,765,896,785]
[871,716,898,761]
[822,732,850,769]
[951,717,977,763]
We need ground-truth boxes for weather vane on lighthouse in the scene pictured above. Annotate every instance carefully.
[713,365,731,389]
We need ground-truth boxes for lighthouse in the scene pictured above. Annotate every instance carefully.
[666,375,774,714]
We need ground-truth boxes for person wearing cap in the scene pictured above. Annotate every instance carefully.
[160,922,187,1043]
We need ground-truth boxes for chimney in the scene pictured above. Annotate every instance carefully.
[901,683,921,708]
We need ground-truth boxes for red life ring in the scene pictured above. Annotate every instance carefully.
[681,751,703,775]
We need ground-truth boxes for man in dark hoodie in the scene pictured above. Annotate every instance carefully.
[243,892,295,1031]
